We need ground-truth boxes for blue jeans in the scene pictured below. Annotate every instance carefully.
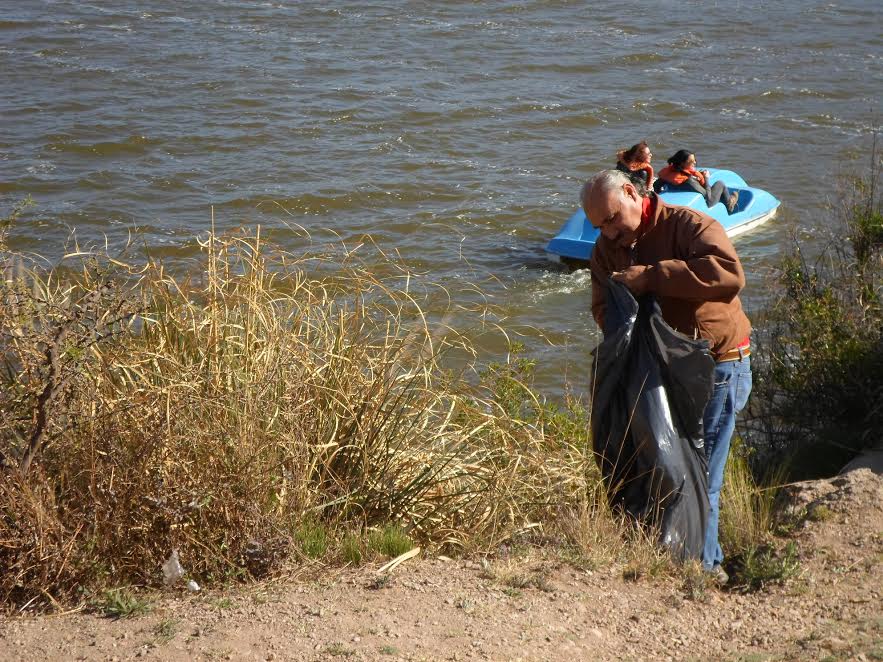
[670,178,732,209]
[702,355,752,569]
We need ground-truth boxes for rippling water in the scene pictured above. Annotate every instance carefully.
[2,1,881,394]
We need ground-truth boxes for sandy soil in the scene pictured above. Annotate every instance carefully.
[2,468,881,662]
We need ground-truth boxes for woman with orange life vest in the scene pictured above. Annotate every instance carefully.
[654,149,739,214]
[615,141,654,192]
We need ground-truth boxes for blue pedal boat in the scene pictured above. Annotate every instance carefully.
[546,169,780,265]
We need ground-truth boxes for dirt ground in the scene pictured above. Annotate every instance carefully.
[2,468,881,662]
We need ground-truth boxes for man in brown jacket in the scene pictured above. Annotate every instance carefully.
[584,169,753,583]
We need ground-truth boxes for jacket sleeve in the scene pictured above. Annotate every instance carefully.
[645,214,745,300]
[589,247,611,332]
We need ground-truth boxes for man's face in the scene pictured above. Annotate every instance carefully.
[585,181,643,249]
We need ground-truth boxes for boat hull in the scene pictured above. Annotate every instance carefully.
[546,169,780,264]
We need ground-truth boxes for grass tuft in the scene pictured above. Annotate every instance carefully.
[153,618,180,644]
[730,541,801,592]
[808,504,834,522]
[324,642,356,657]
[366,574,393,590]
[720,438,785,555]
[368,525,413,558]
[339,534,363,565]
[296,521,330,560]
[95,588,152,619]
[679,562,712,602]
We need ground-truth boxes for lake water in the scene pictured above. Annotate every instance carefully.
[2,1,880,395]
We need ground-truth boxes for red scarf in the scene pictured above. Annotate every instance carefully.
[638,193,659,244]
[639,194,657,235]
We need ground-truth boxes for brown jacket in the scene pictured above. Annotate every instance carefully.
[589,196,751,359]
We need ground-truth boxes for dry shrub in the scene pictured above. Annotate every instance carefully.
[1,227,596,611]
[747,146,882,478]
[554,480,674,578]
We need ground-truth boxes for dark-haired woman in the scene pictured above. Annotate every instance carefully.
[615,141,654,192]
[655,150,739,214]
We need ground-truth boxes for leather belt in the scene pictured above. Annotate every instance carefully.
[717,345,750,362]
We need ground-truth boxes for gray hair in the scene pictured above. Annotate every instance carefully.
[580,169,647,209]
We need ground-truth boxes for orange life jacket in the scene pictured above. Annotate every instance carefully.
[619,160,654,185]
[658,165,705,187]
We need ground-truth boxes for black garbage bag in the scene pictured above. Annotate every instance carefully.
[591,279,714,560]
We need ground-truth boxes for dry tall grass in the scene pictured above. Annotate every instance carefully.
[1,220,782,611]
[719,440,784,554]
[1,228,596,610]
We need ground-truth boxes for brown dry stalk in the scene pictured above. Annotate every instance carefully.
[0,227,776,612]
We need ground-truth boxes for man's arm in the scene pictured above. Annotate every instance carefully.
[589,244,615,332]
[590,266,607,332]
[614,213,745,301]
[649,215,745,300]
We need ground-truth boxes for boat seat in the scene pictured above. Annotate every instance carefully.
[661,188,752,214]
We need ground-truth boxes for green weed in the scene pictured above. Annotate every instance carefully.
[731,541,801,591]
[366,574,393,590]
[153,618,179,644]
[679,562,712,602]
[340,534,363,565]
[95,588,152,619]
[808,504,834,522]
[367,525,413,558]
[213,597,233,610]
[296,521,330,560]
[324,642,355,657]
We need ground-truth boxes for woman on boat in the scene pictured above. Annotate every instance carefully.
[654,150,739,214]
[615,141,654,191]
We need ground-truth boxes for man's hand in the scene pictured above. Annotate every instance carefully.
[611,265,652,295]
